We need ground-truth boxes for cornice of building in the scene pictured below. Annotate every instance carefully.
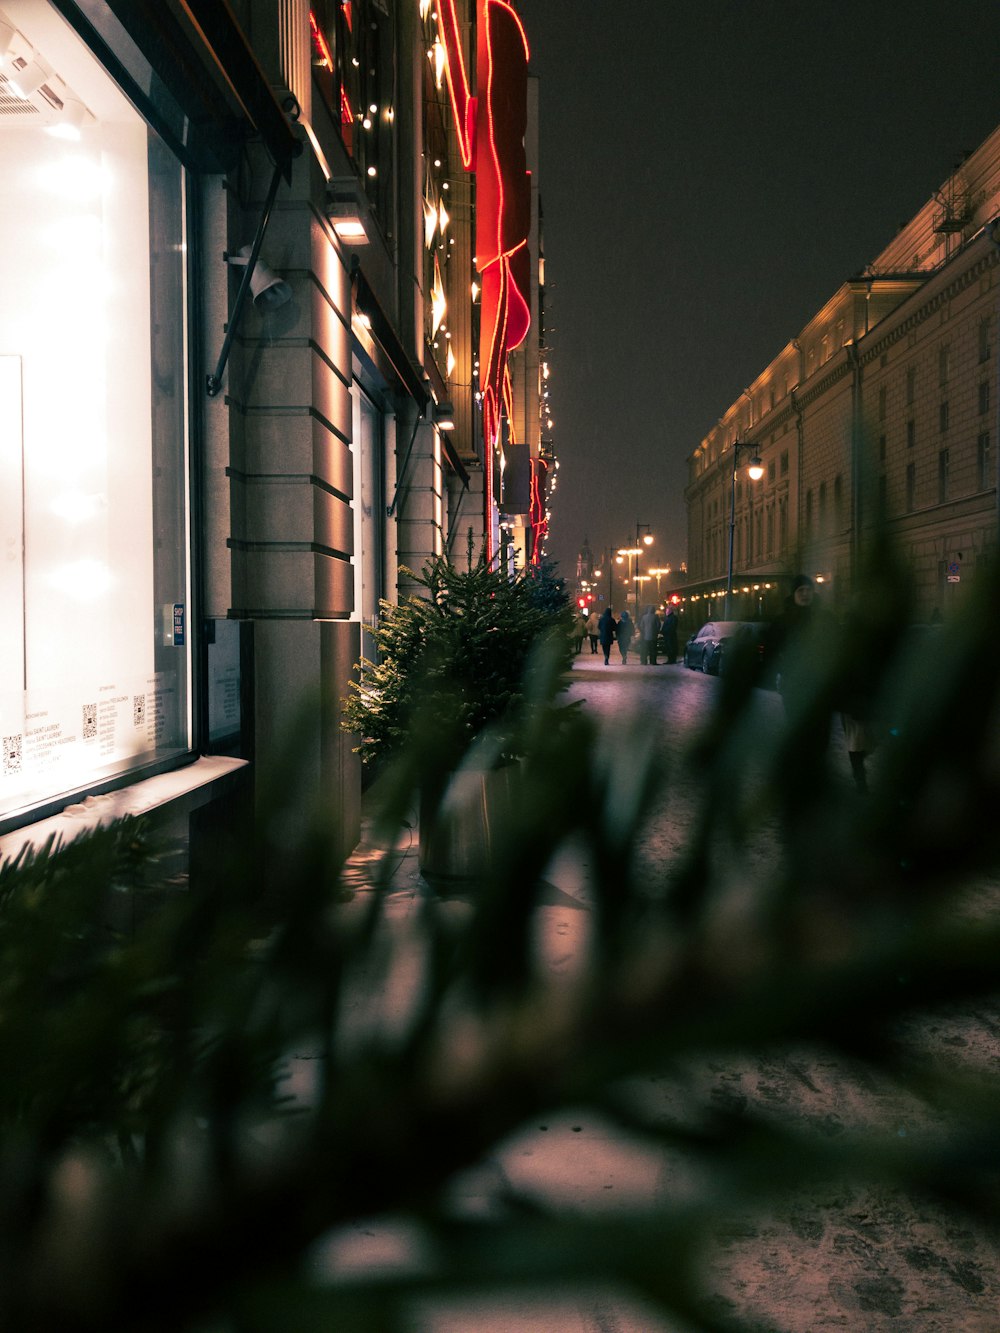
[858,240,998,367]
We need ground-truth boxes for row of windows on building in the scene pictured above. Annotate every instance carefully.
[702,419,993,575]
[877,381,991,436]
[875,325,992,420]
[878,433,992,512]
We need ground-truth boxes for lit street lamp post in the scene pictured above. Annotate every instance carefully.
[648,565,672,604]
[726,438,764,619]
[618,524,654,614]
[635,523,653,613]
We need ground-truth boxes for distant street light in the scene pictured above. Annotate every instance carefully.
[726,438,764,619]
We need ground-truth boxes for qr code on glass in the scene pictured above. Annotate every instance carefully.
[3,734,22,776]
[133,694,146,728]
[82,703,97,740]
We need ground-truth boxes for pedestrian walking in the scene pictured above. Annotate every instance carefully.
[597,606,618,665]
[638,606,660,664]
[661,605,679,664]
[585,608,601,655]
[616,609,634,663]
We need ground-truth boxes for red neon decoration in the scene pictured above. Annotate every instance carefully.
[529,456,548,564]
[437,1,532,565]
[309,11,333,68]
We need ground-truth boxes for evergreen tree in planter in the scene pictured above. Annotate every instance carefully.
[342,553,576,880]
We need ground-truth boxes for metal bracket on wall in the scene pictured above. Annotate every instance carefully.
[206,159,284,397]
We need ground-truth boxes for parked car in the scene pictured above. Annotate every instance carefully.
[683,619,773,680]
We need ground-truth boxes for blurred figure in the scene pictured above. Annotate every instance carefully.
[638,605,660,664]
[617,609,634,663]
[571,614,586,655]
[585,607,601,654]
[598,606,618,665]
[766,574,838,798]
[661,605,679,664]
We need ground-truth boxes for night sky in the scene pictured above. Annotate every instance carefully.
[515,0,1000,590]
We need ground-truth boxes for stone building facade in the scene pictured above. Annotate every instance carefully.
[684,126,1000,622]
[0,0,549,874]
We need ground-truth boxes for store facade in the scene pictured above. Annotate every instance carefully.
[0,0,299,858]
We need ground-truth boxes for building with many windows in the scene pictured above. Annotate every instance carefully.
[0,0,551,873]
[684,126,1000,623]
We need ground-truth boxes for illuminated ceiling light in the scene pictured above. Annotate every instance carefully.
[0,19,17,61]
[8,57,46,99]
[46,97,88,140]
[434,399,455,431]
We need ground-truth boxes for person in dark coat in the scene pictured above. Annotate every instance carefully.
[616,609,634,663]
[660,606,679,664]
[597,606,618,665]
[638,606,660,664]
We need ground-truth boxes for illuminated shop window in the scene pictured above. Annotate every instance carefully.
[0,0,190,824]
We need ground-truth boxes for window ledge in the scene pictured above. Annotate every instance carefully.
[0,756,249,866]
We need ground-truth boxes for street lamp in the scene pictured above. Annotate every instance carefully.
[648,565,671,602]
[616,544,640,612]
[636,523,654,612]
[726,437,764,619]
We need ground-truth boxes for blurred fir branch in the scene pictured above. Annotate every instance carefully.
[0,552,998,1330]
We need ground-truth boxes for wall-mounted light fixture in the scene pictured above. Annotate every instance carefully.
[327,176,370,246]
[434,399,455,431]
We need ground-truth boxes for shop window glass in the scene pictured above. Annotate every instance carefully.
[0,1,190,824]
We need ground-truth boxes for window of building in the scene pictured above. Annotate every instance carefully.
[818,481,827,535]
[766,505,774,555]
[980,318,992,363]
[979,381,990,415]
[767,461,775,484]
[877,385,886,421]
[779,497,788,549]
[906,462,916,511]
[906,366,916,405]
[780,450,789,476]
[878,474,888,516]
[311,0,397,231]
[978,433,992,491]
[938,449,949,504]
[939,344,950,385]
[878,434,886,462]
[1,1,191,825]
[907,419,915,449]
[939,401,949,433]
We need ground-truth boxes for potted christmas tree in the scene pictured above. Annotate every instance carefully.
[342,552,575,884]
